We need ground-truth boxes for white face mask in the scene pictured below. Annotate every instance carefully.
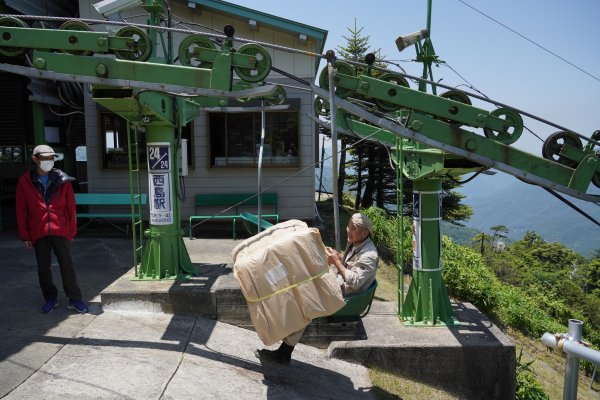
[39,160,54,173]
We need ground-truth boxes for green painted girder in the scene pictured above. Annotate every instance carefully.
[93,92,176,126]
[0,26,148,54]
[333,72,509,132]
[0,26,260,73]
[337,112,486,179]
[403,111,597,193]
[33,51,214,91]
[330,96,597,195]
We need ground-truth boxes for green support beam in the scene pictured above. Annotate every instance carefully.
[403,179,456,326]
[136,123,195,280]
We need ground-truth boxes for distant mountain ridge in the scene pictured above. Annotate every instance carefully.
[458,171,600,257]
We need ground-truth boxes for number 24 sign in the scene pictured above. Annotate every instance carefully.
[148,143,170,172]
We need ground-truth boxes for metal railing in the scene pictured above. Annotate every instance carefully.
[541,319,600,400]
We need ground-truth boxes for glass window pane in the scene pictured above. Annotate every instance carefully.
[209,107,299,168]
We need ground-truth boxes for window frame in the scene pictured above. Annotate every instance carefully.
[99,111,194,170]
[207,100,300,169]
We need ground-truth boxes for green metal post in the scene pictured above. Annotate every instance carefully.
[396,137,404,317]
[136,123,195,280]
[402,178,456,325]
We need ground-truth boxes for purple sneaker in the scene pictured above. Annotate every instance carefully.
[67,300,88,314]
[42,299,58,314]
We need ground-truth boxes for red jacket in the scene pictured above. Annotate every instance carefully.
[16,168,77,244]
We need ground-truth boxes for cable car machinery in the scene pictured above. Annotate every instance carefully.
[0,0,598,325]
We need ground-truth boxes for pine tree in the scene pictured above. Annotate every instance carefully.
[324,20,473,224]
[335,22,397,210]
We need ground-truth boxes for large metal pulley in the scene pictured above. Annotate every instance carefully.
[483,107,523,145]
[313,96,330,116]
[0,16,28,57]
[177,34,216,68]
[438,89,472,126]
[265,85,286,106]
[374,72,410,112]
[233,43,272,83]
[318,60,355,98]
[113,26,151,61]
[542,130,583,168]
[59,20,93,56]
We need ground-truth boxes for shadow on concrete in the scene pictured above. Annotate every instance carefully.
[188,318,397,400]
[0,228,134,358]
[0,228,138,396]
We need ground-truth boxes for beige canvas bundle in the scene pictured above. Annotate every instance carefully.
[232,220,345,345]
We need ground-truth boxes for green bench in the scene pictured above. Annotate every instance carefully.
[189,193,279,239]
[240,211,275,234]
[75,193,147,234]
[328,280,378,321]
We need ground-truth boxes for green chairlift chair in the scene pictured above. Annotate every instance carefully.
[328,279,378,321]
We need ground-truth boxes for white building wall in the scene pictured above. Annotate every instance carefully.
[78,1,321,222]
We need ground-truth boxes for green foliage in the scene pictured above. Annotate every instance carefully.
[484,232,600,348]
[470,232,492,255]
[362,206,411,266]
[441,236,498,311]
[516,349,549,400]
[441,178,473,224]
[353,208,600,380]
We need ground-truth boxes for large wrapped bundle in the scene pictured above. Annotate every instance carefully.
[232,220,344,345]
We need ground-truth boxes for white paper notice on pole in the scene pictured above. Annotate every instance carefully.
[147,142,173,225]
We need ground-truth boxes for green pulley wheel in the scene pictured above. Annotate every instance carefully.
[313,96,330,116]
[178,34,216,68]
[374,72,410,112]
[440,89,471,105]
[0,17,28,57]
[542,130,583,168]
[483,107,523,145]
[265,85,286,106]
[59,20,93,56]
[438,89,472,125]
[233,43,272,83]
[318,60,355,99]
[113,26,151,61]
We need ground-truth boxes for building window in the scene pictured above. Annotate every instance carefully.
[101,113,193,169]
[209,105,299,168]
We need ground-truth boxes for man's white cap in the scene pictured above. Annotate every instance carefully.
[32,144,56,157]
[350,213,373,235]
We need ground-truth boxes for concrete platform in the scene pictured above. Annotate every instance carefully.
[100,238,516,399]
[0,230,515,399]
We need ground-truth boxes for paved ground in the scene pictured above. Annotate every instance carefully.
[0,225,518,399]
[0,228,378,400]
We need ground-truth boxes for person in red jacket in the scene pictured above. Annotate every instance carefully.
[16,144,88,314]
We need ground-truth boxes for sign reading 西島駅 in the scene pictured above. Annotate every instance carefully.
[147,143,173,225]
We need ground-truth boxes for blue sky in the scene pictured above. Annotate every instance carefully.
[231,0,600,156]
